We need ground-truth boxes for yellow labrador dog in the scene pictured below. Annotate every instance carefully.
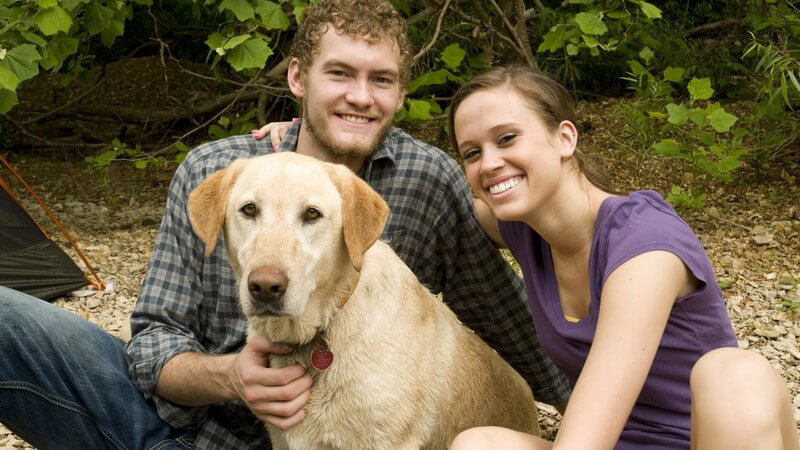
[188,152,539,449]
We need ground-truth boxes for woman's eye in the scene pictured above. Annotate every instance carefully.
[241,203,258,217]
[461,149,480,161]
[498,133,516,145]
[304,207,322,222]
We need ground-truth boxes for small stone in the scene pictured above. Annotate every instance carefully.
[737,339,749,349]
[87,297,102,309]
[752,234,774,245]
[754,328,785,339]
[766,272,777,280]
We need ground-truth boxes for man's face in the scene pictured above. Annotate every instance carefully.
[289,27,405,158]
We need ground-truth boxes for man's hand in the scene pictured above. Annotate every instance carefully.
[251,121,294,151]
[231,335,313,430]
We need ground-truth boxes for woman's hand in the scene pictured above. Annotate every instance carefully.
[251,120,294,151]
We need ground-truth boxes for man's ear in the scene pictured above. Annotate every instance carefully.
[287,57,305,99]
[187,160,245,258]
[395,88,406,113]
[328,164,389,272]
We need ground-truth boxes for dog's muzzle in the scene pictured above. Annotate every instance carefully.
[247,266,289,315]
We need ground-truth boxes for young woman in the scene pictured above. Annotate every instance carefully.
[447,64,798,449]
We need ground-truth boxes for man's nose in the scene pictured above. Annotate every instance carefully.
[345,79,374,108]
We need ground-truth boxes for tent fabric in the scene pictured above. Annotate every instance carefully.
[0,182,87,301]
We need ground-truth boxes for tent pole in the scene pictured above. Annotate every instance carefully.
[0,155,106,293]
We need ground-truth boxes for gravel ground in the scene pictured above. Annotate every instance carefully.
[1,99,799,447]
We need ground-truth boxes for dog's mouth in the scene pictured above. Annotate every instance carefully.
[248,301,285,318]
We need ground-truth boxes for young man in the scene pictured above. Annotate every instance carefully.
[0,1,569,448]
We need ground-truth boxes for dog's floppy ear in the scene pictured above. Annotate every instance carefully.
[329,164,389,271]
[187,160,244,258]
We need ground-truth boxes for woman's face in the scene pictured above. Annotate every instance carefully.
[453,86,575,221]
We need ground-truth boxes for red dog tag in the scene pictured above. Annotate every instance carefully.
[311,346,333,371]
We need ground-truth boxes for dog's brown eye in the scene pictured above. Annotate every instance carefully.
[304,207,322,222]
[241,202,258,217]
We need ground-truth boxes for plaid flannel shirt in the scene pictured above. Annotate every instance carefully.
[125,122,570,449]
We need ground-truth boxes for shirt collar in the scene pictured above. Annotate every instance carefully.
[279,119,398,174]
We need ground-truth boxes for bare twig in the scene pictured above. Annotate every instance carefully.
[407,7,435,26]
[451,9,526,61]
[683,18,741,37]
[412,0,453,63]
[514,0,539,69]
[487,0,535,67]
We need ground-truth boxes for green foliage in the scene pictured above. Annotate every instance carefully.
[207,109,258,140]
[743,33,800,110]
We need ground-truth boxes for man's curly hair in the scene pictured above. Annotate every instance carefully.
[289,0,411,88]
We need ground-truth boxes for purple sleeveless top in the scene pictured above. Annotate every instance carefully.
[499,190,737,448]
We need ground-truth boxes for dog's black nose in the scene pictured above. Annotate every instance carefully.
[247,268,288,304]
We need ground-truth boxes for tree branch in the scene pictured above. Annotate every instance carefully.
[487,0,536,67]
[412,0,453,63]
[683,18,741,37]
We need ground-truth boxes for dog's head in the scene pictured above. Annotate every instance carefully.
[187,152,389,326]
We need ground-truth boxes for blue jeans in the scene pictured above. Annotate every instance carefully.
[0,286,194,449]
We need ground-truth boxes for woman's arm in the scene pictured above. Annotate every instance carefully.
[473,198,506,248]
[553,250,696,449]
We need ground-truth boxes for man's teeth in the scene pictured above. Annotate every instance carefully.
[489,177,521,194]
[341,114,370,124]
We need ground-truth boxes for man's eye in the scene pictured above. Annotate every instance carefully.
[304,207,322,222]
[241,203,258,217]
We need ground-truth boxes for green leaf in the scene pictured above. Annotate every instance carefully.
[205,32,225,51]
[639,46,654,64]
[35,6,73,35]
[223,34,251,50]
[566,44,578,56]
[537,26,568,53]
[647,110,665,119]
[292,0,307,24]
[0,45,41,83]
[225,37,272,71]
[20,31,48,47]
[220,0,254,21]
[606,10,629,19]
[407,69,461,94]
[665,103,689,125]
[689,108,707,127]
[637,1,662,19]
[36,0,58,8]
[0,88,18,114]
[653,139,680,156]
[86,2,113,35]
[663,66,684,83]
[40,37,79,70]
[707,108,738,132]
[255,0,289,30]
[100,18,124,47]
[134,160,148,169]
[568,0,593,3]
[582,34,598,48]
[407,99,432,120]
[695,130,715,146]
[391,0,410,14]
[628,60,646,76]
[440,43,466,71]
[574,12,607,35]
[687,77,713,101]
[0,66,20,91]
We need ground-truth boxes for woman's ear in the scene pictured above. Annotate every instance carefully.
[557,120,578,161]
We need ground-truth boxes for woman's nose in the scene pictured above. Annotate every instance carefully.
[479,148,504,174]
